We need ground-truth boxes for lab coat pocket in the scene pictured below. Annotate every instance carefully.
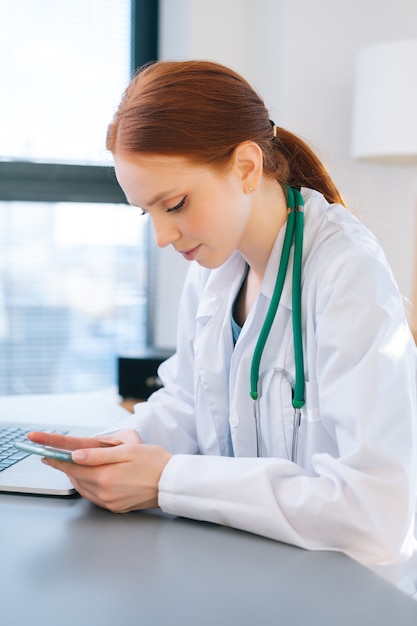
[297,380,337,471]
[257,368,294,459]
[304,380,320,422]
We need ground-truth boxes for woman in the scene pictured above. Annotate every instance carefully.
[30,60,417,595]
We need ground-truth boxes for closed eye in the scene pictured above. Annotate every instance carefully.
[167,196,187,213]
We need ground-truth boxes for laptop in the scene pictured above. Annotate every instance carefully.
[0,421,97,496]
[0,390,130,496]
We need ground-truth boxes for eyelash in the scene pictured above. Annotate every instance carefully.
[139,196,187,217]
[167,196,187,213]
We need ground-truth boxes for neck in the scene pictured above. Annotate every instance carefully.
[239,179,288,280]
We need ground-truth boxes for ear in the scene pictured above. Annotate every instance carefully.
[231,141,263,191]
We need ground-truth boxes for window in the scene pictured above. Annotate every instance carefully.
[0,0,159,394]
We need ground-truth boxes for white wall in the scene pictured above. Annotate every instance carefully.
[154,0,417,348]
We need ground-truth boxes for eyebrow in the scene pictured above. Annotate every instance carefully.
[147,189,179,207]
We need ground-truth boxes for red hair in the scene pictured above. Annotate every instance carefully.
[107,60,344,205]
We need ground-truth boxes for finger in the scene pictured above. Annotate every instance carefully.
[41,457,101,485]
[41,456,120,503]
[28,431,103,451]
[117,428,143,441]
[41,457,75,472]
[40,458,103,500]
[28,429,141,450]
[38,442,131,467]
[71,442,133,466]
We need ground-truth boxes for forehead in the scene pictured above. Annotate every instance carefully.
[112,152,221,205]
[114,152,205,180]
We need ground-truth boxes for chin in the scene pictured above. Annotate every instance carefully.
[196,254,233,270]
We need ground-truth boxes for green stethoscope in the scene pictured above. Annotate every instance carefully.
[249,186,305,463]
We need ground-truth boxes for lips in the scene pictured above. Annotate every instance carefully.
[179,244,201,261]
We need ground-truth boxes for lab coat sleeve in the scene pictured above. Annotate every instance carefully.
[107,263,207,454]
[158,249,417,570]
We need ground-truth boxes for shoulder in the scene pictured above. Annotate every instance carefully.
[301,190,405,329]
[302,189,395,284]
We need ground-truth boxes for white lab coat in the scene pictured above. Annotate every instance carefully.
[115,188,417,594]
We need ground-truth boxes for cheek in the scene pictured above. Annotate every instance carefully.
[184,207,215,236]
[186,187,245,239]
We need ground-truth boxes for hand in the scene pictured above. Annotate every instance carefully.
[28,429,172,513]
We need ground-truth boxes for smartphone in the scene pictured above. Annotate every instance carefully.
[14,441,74,463]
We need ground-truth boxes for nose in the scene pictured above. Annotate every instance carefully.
[151,214,181,248]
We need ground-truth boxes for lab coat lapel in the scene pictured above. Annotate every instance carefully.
[193,253,247,455]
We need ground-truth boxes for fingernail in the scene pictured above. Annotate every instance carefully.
[72,450,86,462]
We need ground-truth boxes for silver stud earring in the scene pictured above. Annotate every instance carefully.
[248,186,254,192]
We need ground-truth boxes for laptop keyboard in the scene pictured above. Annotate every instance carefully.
[0,426,64,472]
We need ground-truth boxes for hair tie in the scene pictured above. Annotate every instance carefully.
[269,119,278,138]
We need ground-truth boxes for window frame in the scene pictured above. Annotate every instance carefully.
[0,0,159,347]
[0,0,159,205]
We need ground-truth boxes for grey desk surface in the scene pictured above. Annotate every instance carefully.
[2,495,417,626]
[1,392,417,625]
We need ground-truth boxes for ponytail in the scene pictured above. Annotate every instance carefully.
[270,127,345,206]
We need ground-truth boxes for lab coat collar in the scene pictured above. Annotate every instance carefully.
[195,251,247,320]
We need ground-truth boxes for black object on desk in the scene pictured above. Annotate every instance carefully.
[118,350,174,399]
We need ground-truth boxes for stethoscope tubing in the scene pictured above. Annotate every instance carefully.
[250,187,305,462]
